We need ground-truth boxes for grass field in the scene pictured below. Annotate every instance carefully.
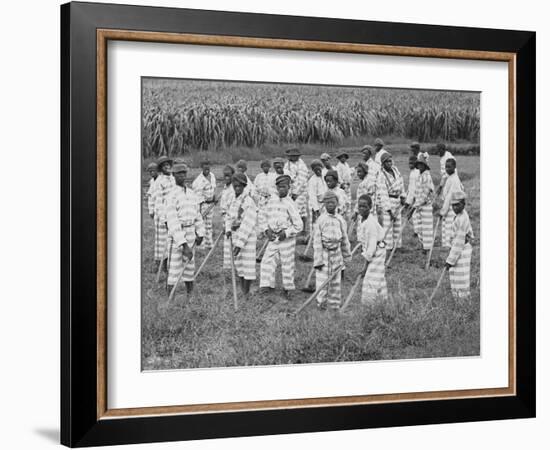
[141,149,480,370]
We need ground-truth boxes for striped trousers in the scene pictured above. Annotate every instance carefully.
[412,210,422,236]
[200,203,214,248]
[233,234,257,280]
[382,198,402,249]
[167,240,196,284]
[417,204,434,250]
[223,236,231,270]
[153,215,168,261]
[361,246,388,305]
[449,243,472,299]
[441,210,455,248]
[315,248,344,309]
[260,237,297,291]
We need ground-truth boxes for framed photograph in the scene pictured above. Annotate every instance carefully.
[61,1,535,447]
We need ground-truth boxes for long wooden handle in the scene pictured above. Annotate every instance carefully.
[428,266,448,302]
[167,243,196,303]
[385,209,411,267]
[229,235,239,311]
[194,230,224,278]
[155,232,170,284]
[339,261,368,312]
[425,216,441,270]
[300,235,313,257]
[256,239,269,261]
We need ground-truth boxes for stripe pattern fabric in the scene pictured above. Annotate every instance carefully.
[446,209,474,299]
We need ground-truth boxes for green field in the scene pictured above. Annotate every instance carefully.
[141,148,480,370]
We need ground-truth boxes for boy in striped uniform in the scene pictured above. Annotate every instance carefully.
[254,159,277,235]
[313,191,352,310]
[146,162,158,219]
[350,162,376,238]
[335,150,354,210]
[236,159,255,198]
[445,191,474,299]
[225,173,258,299]
[165,162,205,296]
[191,159,216,249]
[357,194,388,305]
[272,157,286,176]
[436,143,457,195]
[320,153,333,180]
[361,145,379,178]
[373,138,390,168]
[308,160,327,227]
[284,147,309,230]
[376,152,404,250]
[410,154,435,253]
[324,170,349,219]
[152,156,175,264]
[259,175,303,297]
[404,155,421,238]
[220,165,236,270]
[438,158,464,248]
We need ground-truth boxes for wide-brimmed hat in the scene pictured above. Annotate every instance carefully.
[285,147,302,157]
[272,157,285,165]
[232,173,248,186]
[320,152,331,161]
[324,169,339,181]
[380,152,392,165]
[172,162,188,174]
[156,156,173,167]
[451,191,466,205]
[336,150,349,160]
[374,138,384,147]
[415,153,430,170]
[275,174,292,185]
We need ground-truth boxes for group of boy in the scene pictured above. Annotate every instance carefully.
[145,138,474,310]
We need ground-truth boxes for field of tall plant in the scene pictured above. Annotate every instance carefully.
[142,78,480,158]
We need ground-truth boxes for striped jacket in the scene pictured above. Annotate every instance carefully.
[263,195,303,237]
[165,185,205,247]
[146,177,157,216]
[336,161,354,189]
[327,186,349,215]
[412,170,435,208]
[220,184,235,217]
[225,193,258,249]
[284,159,309,198]
[446,210,474,266]
[308,174,327,212]
[357,213,385,262]
[191,172,216,204]
[355,175,377,212]
[152,173,175,222]
[440,172,464,216]
[254,172,277,204]
[376,167,404,212]
[405,168,420,205]
[313,213,351,267]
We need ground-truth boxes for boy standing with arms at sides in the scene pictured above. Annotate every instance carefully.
[284,147,309,234]
[220,165,236,271]
[438,158,464,248]
[404,154,421,239]
[357,194,388,305]
[324,170,349,219]
[191,159,216,249]
[165,162,205,297]
[254,159,277,235]
[376,153,404,250]
[308,160,327,227]
[152,156,175,266]
[410,154,435,254]
[146,162,158,220]
[259,175,303,298]
[225,173,258,300]
[445,191,474,300]
[313,191,352,310]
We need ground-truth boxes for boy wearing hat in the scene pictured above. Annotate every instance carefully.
[352,162,376,223]
[284,148,309,231]
[146,162,158,219]
[410,154,435,253]
[373,138,389,167]
[445,191,474,299]
[191,160,217,249]
[335,150,354,208]
[308,159,328,225]
[225,173,258,298]
[254,159,277,235]
[376,153,404,250]
[320,153,333,180]
[165,163,205,296]
[438,158,464,248]
[324,170,349,218]
[313,190,352,310]
[152,156,175,263]
[357,194,388,304]
[259,174,303,296]
[220,165,236,270]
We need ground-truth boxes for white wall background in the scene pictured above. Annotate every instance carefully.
[0,0,545,449]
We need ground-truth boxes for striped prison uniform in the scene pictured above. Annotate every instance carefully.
[313,212,351,309]
[166,186,205,284]
[146,177,156,217]
[446,209,474,299]
[152,173,175,261]
[336,161,354,210]
[254,171,277,235]
[191,172,217,248]
[439,172,464,248]
[327,186,349,218]
[438,150,457,190]
[405,168,421,236]
[376,166,404,249]
[358,213,388,304]
[225,193,258,280]
[354,175,377,213]
[260,196,303,291]
[220,184,235,270]
[308,174,327,232]
[284,159,309,217]
[412,170,435,250]
[365,159,380,210]
[373,149,389,166]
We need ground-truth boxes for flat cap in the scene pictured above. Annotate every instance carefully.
[324,169,339,181]
[275,174,292,185]
[336,150,349,159]
[156,156,173,167]
[285,147,302,156]
[172,162,189,174]
[320,152,331,161]
[322,190,338,203]
[451,191,466,204]
[374,138,385,146]
[272,157,286,165]
[232,173,248,186]
[380,152,392,165]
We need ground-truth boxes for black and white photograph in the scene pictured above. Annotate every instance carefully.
[141,77,481,370]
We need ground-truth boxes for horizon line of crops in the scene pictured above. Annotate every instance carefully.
[142,79,480,158]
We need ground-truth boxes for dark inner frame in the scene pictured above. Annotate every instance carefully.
[61,2,535,447]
